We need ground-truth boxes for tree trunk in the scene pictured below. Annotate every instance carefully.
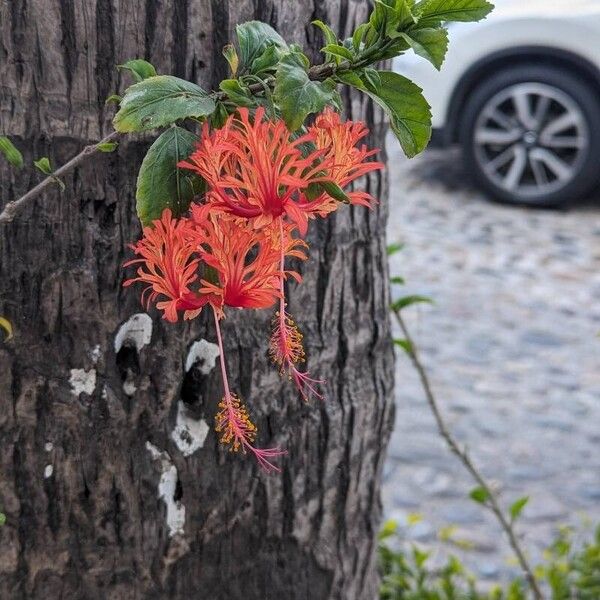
[0,1,395,598]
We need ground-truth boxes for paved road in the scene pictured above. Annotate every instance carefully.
[383,137,600,583]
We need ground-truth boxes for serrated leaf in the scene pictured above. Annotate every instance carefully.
[402,27,449,70]
[34,157,52,175]
[222,44,239,76]
[469,486,490,504]
[509,496,529,521]
[390,295,433,311]
[0,136,23,168]
[393,338,413,353]
[117,59,157,82]
[415,0,494,27]
[136,126,205,225]
[339,70,431,157]
[236,21,288,73]
[0,316,13,341]
[387,243,404,256]
[369,71,431,157]
[312,20,338,46]
[97,142,118,153]
[273,52,337,131]
[113,75,215,133]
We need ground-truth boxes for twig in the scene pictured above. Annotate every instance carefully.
[391,307,544,600]
[0,131,121,223]
[0,60,349,225]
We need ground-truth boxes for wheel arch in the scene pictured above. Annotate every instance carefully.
[445,46,600,145]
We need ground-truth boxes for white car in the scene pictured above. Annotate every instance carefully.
[397,0,600,206]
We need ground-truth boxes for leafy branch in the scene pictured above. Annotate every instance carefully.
[389,263,543,599]
[0,0,493,225]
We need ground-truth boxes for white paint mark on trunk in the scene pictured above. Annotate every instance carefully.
[114,313,153,353]
[146,442,185,537]
[44,442,53,452]
[185,339,219,373]
[171,402,209,457]
[90,344,101,364]
[44,465,53,478]
[69,368,97,396]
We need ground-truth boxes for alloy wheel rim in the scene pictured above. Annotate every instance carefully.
[473,82,589,199]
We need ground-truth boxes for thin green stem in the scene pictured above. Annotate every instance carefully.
[391,307,544,600]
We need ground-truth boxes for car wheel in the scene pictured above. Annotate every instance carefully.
[461,65,600,206]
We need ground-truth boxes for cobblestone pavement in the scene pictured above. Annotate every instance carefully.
[383,136,600,584]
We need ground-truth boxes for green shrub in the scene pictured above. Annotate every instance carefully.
[379,521,600,599]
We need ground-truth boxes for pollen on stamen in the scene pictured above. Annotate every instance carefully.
[269,310,305,369]
[214,393,257,452]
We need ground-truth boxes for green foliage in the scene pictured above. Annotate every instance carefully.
[135,126,204,225]
[391,294,433,312]
[509,497,529,522]
[415,0,494,28]
[401,27,449,70]
[394,338,413,354]
[273,52,337,131]
[117,58,157,82]
[387,243,405,256]
[469,486,490,504]
[97,142,118,153]
[222,44,239,76]
[34,157,52,175]
[0,136,23,168]
[113,75,215,133]
[379,520,600,600]
[0,512,5,526]
[236,21,288,74]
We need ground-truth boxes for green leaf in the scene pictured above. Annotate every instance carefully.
[273,52,337,131]
[386,242,404,256]
[368,71,431,157]
[352,23,369,50]
[117,58,157,82]
[219,79,257,107]
[236,21,288,73]
[222,44,239,76]
[0,136,23,168]
[321,44,354,61]
[509,497,529,522]
[339,70,431,157]
[322,180,351,204]
[312,20,338,46]
[113,75,215,133]
[378,519,398,540]
[105,94,122,105]
[136,126,205,225]
[97,142,118,153]
[415,0,494,28]
[0,513,5,526]
[390,295,433,311]
[369,0,400,36]
[393,338,413,354]
[469,486,490,504]
[402,27,449,70]
[390,276,405,284]
[250,44,284,74]
[34,157,52,175]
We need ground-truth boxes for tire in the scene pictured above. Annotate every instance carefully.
[460,64,600,207]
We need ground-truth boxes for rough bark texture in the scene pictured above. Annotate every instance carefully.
[0,1,395,598]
